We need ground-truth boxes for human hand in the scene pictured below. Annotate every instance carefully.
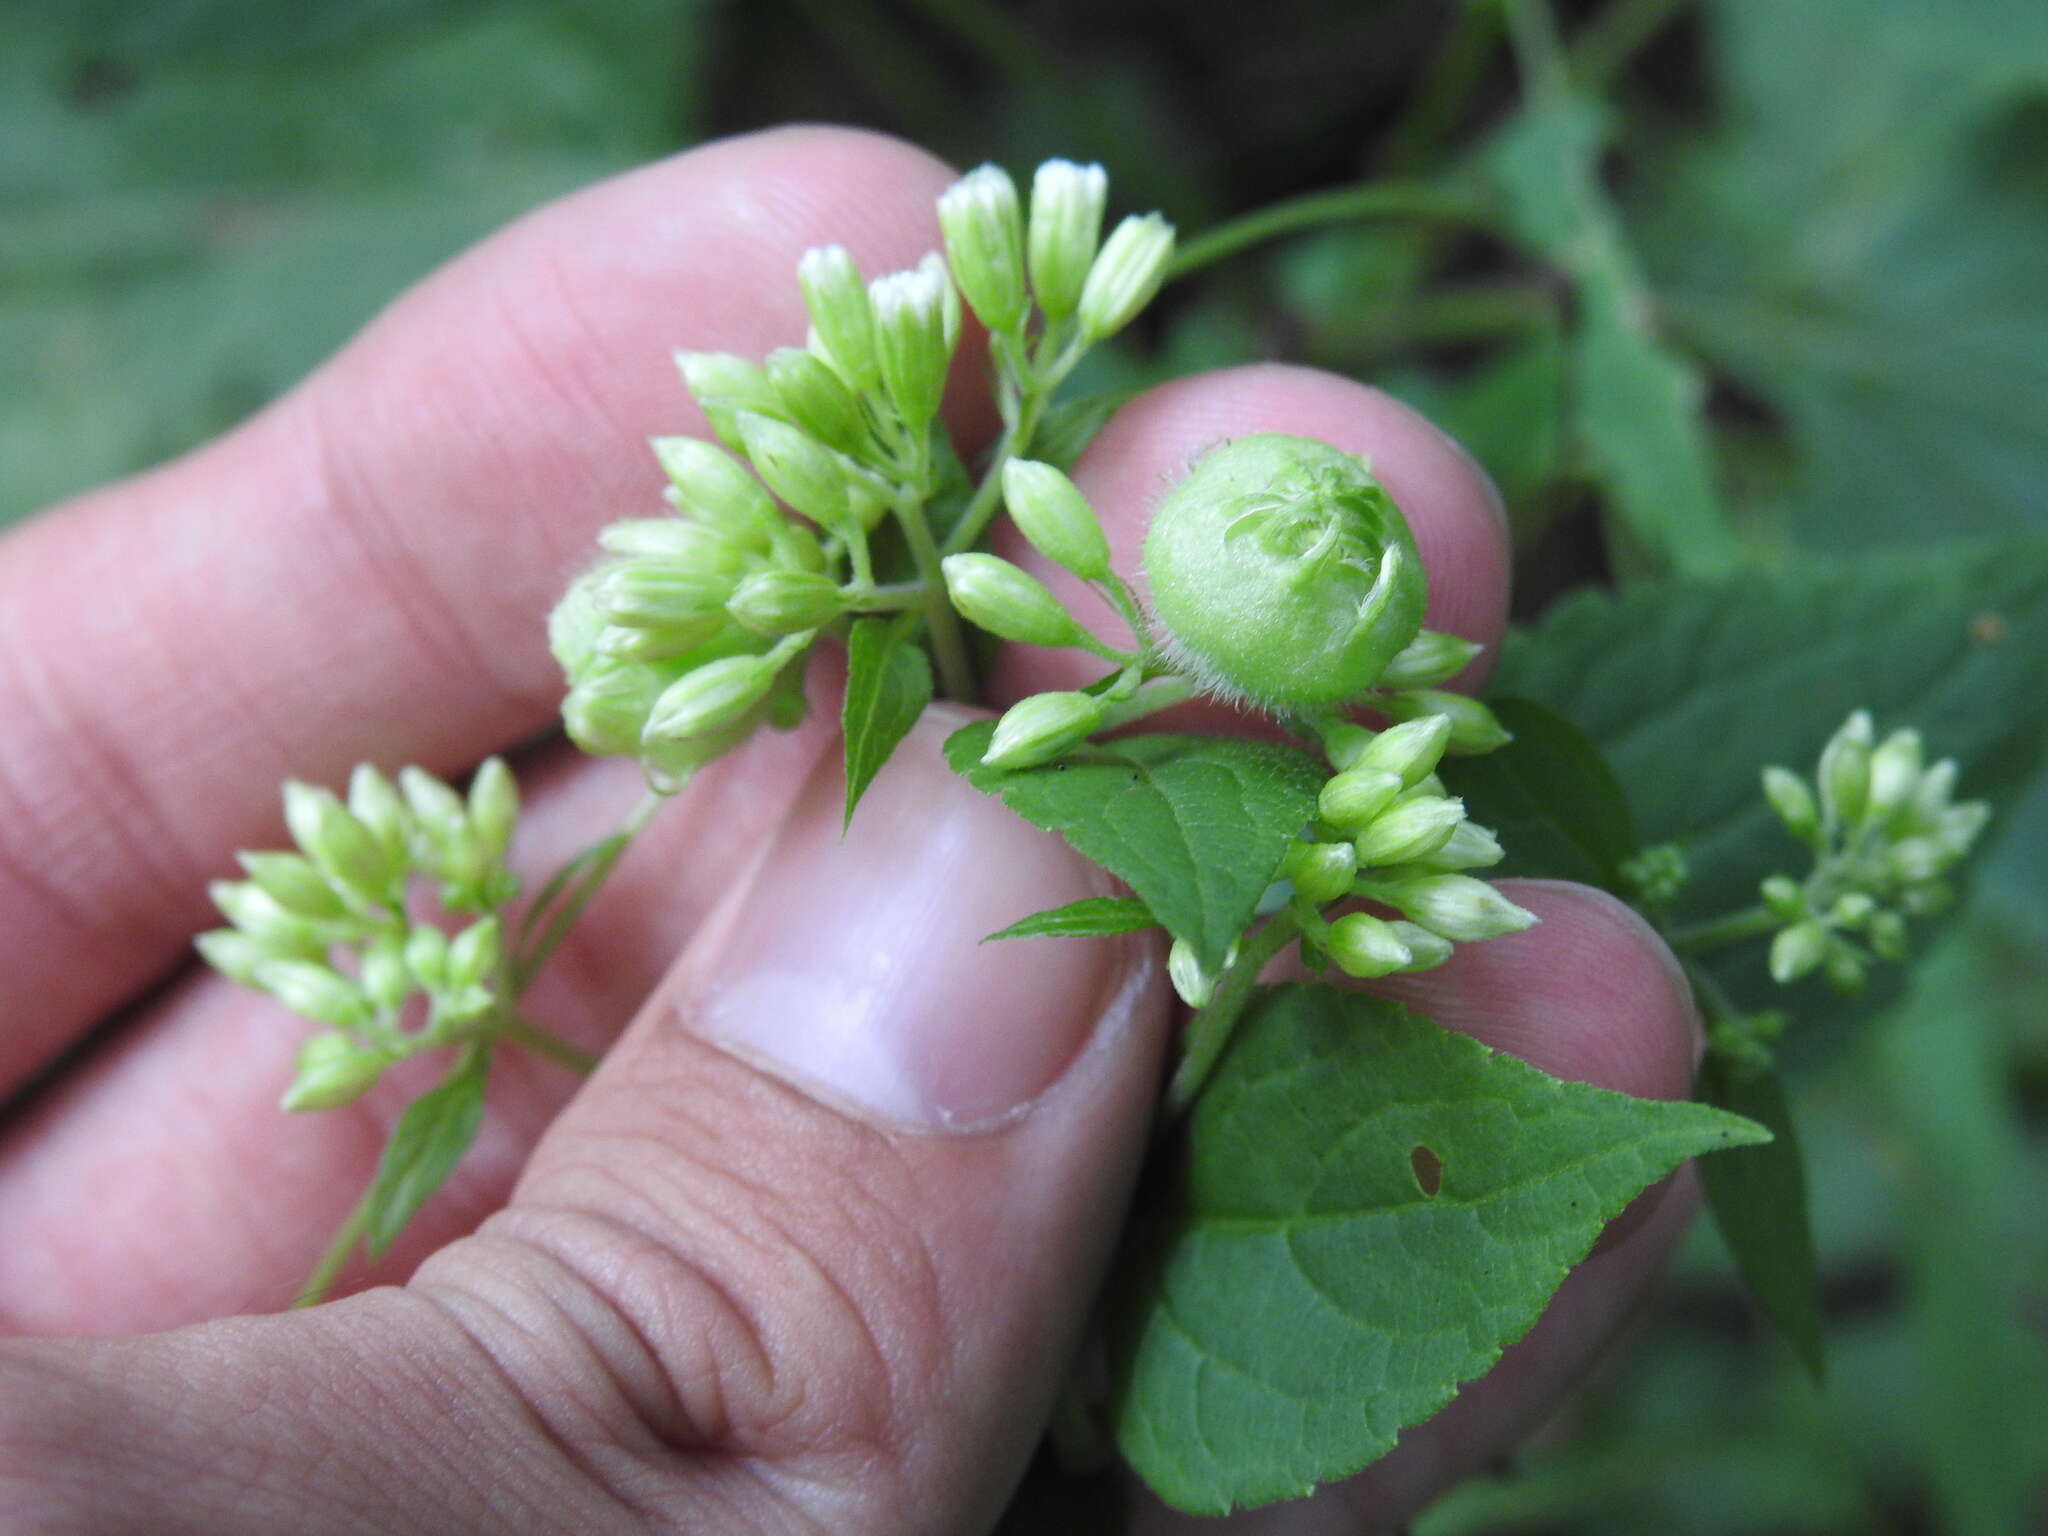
[0,128,1701,1532]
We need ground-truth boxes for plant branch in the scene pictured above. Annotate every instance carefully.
[1162,911,1301,1123]
[1669,904,1779,955]
[1169,182,1493,279]
[501,1011,599,1075]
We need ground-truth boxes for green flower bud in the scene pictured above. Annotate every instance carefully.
[1817,709,1874,828]
[871,265,953,431]
[1318,721,1377,770]
[643,654,780,744]
[1867,910,1909,962]
[1769,920,1828,984]
[467,757,518,866]
[346,761,412,870]
[1078,212,1175,342]
[1760,873,1806,919]
[1380,874,1537,942]
[563,662,663,755]
[196,928,279,987]
[1280,839,1358,905]
[734,411,853,531]
[1002,459,1112,582]
[1354,795,1466,867]
[209,879,325,950]
[982,690,1109,769]
[359,933,412,1014]
[1761,765,1820,842]
[639,712,762,791]
[283,781,393,901]
[281,1032,389,1112]
[675,351,782,453]
[446,915,502,993]
[1828,891,1878,929]
[941,553,1091,649]
[1824,944,1867,994]
[1866,728,1923,820]
[938,164,1029,333]
[919,252,962,358]
[596,612,737,664]
[1378,690,1513,755]
[398,766,469,854]
[766,346,870,458]
[1387,920,1454,972]
[236,850,344,919]
[649,436,785,551]
[1167,937,1216,1008]
[1348,714,1454,788]
[403,922,451,992]
[1317,766,1403,834]
[726,568,843,636]
[596,519,750,570]
[1909,758,1958,826]
[254,959,372,1028]
[548,569,608,683]
[1377,630,1485,691]
[1144,436,1426,709]
[1326,912,1414,979]
[1887,836,1948,884]
[796,245,881,395]
[1936,801,1990,857]
[1027,159,1108,320]
[1415,819,1506,872]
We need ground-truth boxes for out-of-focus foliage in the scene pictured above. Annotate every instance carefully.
[5,0,2044,1528]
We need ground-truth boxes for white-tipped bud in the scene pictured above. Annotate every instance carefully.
[599,560,741,628]
[398,767,469,851]
[732,412,852,532]
[650,435,785,550]
[1326,912,1414,979]
[1317,766,1403,834]
[1382,874,1538,942]
[1761,765,1820,842]
[941,553,1091,649]
[726,568,843,636]
[563,662,662,756]
[1388,921,1454,972]
[1377,630,1485,691]
[1761,873,1806,919]
[796,245,881,394]
[209,879,322,949]
[595,519,749,571]
[253,959,372,1028]
[1349,714,1454,788]
[467,757,518,865]
[982,690,1109,770]
[1168,937,1216,1008]
[1078,213,1175,342]
[870,265,953,430]
[918,251,962,357]
[283,781,392,900]
[1028,159,1108,320]
[1769,920,1829,984]
[1353,795,1466,867]
[766,346,869,457]
[195,928,278,988]
[1817,709,1874,827]
[938,164,1028,333]
[1866,729,1923,820]
[1378,690,1513,755]
[281,1033,389,1113]
[674,351,782,452]
[347,763,411,865]
[643,654,779,744]
[236,851,344,919]
[1002,459,1112,581]
[1280,839,1358,905]
[1415,819,1506,871]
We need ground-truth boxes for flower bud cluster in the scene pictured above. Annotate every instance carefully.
[197,762,522,1110]
[1757,711,1990,990]
[1295,715,1534,979]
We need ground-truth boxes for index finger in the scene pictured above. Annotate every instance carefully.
[0,127,967,1088]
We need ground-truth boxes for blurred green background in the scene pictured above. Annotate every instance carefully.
[5,0,2044,1528]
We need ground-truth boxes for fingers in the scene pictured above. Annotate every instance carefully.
[0,126,968,1092]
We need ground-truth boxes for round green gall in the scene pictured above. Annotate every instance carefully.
[1142,435,1426,709]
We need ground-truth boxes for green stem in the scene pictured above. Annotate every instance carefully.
[1382,0,1505,175]
[1669,904,1779,955]
[295,1196,370,1307]
[892,492,976,699]
[1504,0,1570,100]
[939,383,1052,559]
[1169,181,1492,278]
[510,791,664,992]
[847,579,930,612]
[1571,0,1693,91]
[1096,674,1198,732]
[1162,911,1301,1122]
[501,1011,599,1076]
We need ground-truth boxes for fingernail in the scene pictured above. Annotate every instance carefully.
[684,707,1131,1130]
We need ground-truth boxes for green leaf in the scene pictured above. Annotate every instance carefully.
[1108,983,1768,1513]
[361,1045,490,1257]
[1492,537,2048,1063]
[1030,390,1135,471]
[1485,99,1740,577]
[1697,1056,1825,1381]
[985,895,1160,942]
[945,725,1324,973]
[1382,324,1564,507]
[841,618,933,828]
[1438,696,1636,891]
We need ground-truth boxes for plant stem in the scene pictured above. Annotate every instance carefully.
[849,579,930,612]
[1669,904,1779,955]
[295,1196,370,1307]
[501,1011,599,1075]
[1162,911,1301,1122]
[1169,182,1492,278]
[1097,675,1198,732]
[511,790,664,992]
[892,492,976,699]
[1571,0,1693,91]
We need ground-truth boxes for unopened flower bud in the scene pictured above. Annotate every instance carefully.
[398,766,469,850]
[1867,910,1909,962]
[360,934,412,1014]
[726,568,843,636]
[1317,766,1403,833]
[1760,873,1806,919]
[254,959,372,1028]
[599,560,741,628]
[403,922,451,992]
[1318,721,1377,770]
[767,347,870,457]
[870,265,953,430]
[237,851,344,919]
[649,435,785,551]
[675,351,782,452]
[733,412,852,531]
[1388,921,1454,972]
[1769,920,1829,983]
[1280,839,1358,905]
[941,553,1091,649]
[1887,836,1948,884]
[1168,937,1216,1007]
[797,245,881,394]
[446,915,502,994]
[209,880,323,950]
[1326,912,1414,978]
[281,1033,389,1112]
[283,781,393,901]
[1078,212,1174,342]
[596,518,749,569]
[1817,709,1874,827]
[1828,892,1877,929]
[1761,766,1820,842]
[1002,459,1111,581]
[1353,795,1466,867]
[643,654,780,744]
[1382,873,1538,942]
[1865,728,1924,820]
[1027,159,1108,320]
[467,757,518,865]
[982,690,1108,769]
[548,570,608,682]
[196,928,278,987]
[938,164,1028,333]
[1378,630,1485,691]
[1824,945,1867,994]
[1899,879,1953,916]
[1349,714,1454,788]
[563,662,662,755]
[1936,801,1990,857]
[1416,819,1506,872]
[919,252,962,357]
[347,763,411,866]
[1378,690,1513,755]
[1909,758,1958,826]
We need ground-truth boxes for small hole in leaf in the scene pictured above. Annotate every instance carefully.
[1410,1145,1443,1198]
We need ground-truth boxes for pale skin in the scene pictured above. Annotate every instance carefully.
[0,128,1703,1532]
